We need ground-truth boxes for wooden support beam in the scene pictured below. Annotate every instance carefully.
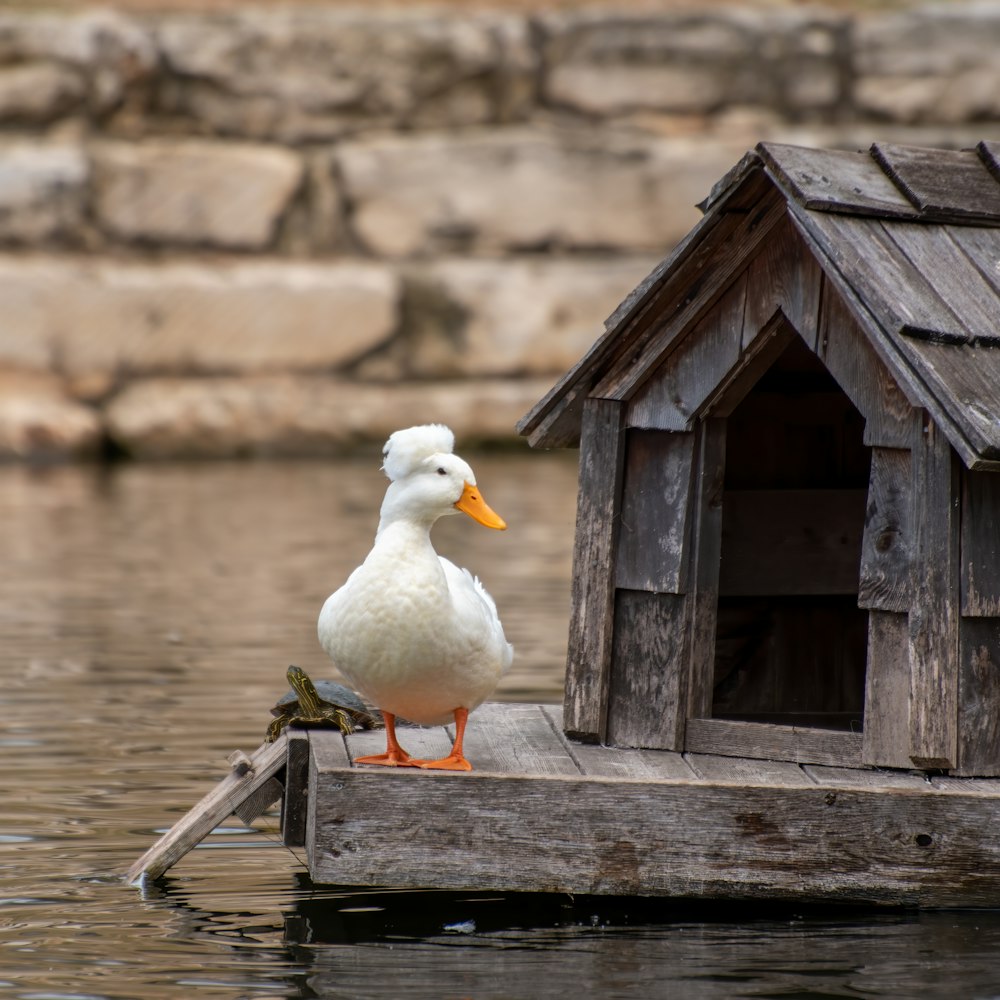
[126,734,289,884]
[307,759,1000,906]
[684,718,863,768]
[280,730,311,848]
[961,467,1000,618]
[955,618,1000,776]
[908,414,960,769]
[562,398,625,742]
[686,418,727,721]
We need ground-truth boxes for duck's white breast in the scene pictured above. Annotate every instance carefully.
[317,538,510,725]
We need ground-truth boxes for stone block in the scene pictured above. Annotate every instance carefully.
[855,8,1000,123]
[358,256,659,379]
[0,369,101,460]
[104,375,553,459]
[0,256,399,379]
[337,126,750,257]
[540,11,844,117]
[154,10,536,141]
[0,10,156,116]
[0,63,86,123]
[91,140,304,249]
[0,142,89,244]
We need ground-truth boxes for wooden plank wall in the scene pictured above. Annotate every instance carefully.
[858,448,912,612]
[862,611,913,769]
[615,430,695,593]
[605,590,690,748]
[564,209,1000,776]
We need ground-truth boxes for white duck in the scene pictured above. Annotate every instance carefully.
[317,424,513,771]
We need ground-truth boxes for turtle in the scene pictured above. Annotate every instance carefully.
[266,665,381,743]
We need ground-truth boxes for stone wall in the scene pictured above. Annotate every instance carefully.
[2,3,999,459]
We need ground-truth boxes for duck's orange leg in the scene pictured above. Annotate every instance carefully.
[354,712,425,767]
[418,707,473,771]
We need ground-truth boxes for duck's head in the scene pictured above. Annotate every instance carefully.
[379,424,506,531]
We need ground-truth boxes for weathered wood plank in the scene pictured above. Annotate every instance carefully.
[894,340,1000,463]
[803,214,965,343]
[861,610,913,769]
[791,207,1000,462]
[872,142,1000,222]
[280,730,313,847]
[541,706,699,780]
[858,448,912,612]
[520,171,775,447]
[908,414,960,769]
[786,205,977,468]
[961,467,1000,618]
[682,751,812,786]
[452,702,581,776]
[345,722,454,765]
[930,774,1000,796]
[948,224,1000,307]
[521,378,589,450]
[979,139,1000,181]
[718,489,866,596]
[233,776,283,826]
[686,418,727,721]
[881,223,1000,346]
[615,430,695,594]
[759,142,918,219]
[626,272,746,430]
[740,216,823,351]
[594,197,786,401]
[563,398,625,742]
[954,618,1000,777]
[605,590,690,750]
[803,763,930,790]
[126,734,289,883]
[818,287,913,449]
[685,720,863,769]
[307,763,1000,905]
[701,314,797,421]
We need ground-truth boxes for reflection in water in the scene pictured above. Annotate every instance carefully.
[1,455,998,999]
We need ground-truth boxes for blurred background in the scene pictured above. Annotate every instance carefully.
[5,5,1000,996]
[1,0,998,461]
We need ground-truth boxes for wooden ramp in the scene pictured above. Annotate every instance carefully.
[130,703,1000,906]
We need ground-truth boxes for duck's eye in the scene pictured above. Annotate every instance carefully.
[436,467,447,476]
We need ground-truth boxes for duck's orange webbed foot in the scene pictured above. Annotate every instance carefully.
[353,712,426,768]
[417,754,472,772]
[353,750,425,768]
[416,707,473,771]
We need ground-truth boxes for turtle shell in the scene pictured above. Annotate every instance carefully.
[272,679,370,716]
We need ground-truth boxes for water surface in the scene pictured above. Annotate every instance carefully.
[2,453,999,999]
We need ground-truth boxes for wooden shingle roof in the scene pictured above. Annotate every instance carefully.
[519,140,1000,469]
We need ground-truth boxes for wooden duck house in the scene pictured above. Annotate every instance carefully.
[519,140,1000,778]
[131,142,1000,907]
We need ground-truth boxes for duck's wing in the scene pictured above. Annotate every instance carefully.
[439,557,514,674]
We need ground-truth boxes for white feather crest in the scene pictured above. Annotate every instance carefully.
[381,424,455,481]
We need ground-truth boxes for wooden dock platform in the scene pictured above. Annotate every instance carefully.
[129,702,1000,906]
[294,703,1000,907]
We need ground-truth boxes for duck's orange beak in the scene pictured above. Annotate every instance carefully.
[455,481,507,530]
